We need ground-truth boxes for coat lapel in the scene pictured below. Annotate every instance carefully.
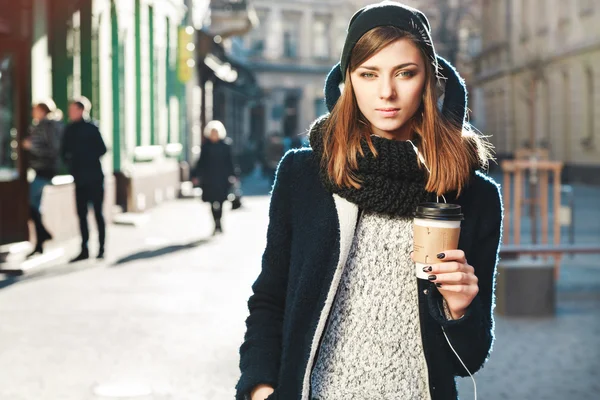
[333,194,359,267]
[301,193,359,400]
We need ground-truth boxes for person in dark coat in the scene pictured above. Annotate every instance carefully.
[236,2,502,400]
[22,100,63,257]
[192,120,236,235]
[61,98,107,262]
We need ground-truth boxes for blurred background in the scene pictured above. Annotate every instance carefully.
[0,0,599,399]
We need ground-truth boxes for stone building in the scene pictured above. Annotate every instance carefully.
[476,0,600,182]
[239,0,357,142]
[239,0,482,147]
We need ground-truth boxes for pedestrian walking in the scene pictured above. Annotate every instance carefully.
[191,120,236,235]
[22,100,62,257]
[61,98,107,262]
[236,2,503,400]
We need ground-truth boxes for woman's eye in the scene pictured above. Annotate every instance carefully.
[398,70,416,78]
[361,72,376,78]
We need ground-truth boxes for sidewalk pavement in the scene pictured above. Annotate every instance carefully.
[0,167,597,399]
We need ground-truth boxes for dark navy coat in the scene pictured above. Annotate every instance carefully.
[236,148,503,400]
[193,139,235,203]
[61,120,106,186]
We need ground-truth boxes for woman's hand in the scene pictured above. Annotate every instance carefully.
[422,249,478,319]
[250,384,275,400]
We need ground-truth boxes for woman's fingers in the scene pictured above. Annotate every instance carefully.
[436,249,467,264]
[427,271,478,285]
[436,282,479,297]
[424,261,474,275]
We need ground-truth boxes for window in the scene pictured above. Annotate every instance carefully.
[579,0,595,15]
[496,0,505,39]
[520,0,529,41]
[283,32,295,58]
[0,53,17,178]
[536,0,547,35]
[558,2,570,30]
[584,67,595,146]
[283,13,301,59]
[313,17,330,59]
[249,9,267,57]
[283,92,299,134]
[461,26,481,58]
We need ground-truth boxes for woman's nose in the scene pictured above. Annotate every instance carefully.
[379,78,396,100]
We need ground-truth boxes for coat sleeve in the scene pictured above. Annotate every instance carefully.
[30,121,62,160]
[191,144,207,179]
[227,143,236,178]
[28,123,52,159]
[427,178,503,376]
[60,126,72,166]
[236,151,295,399]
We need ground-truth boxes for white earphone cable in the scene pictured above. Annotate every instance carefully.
[442,327,477,400]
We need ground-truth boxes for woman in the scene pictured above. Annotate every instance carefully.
[192,120,236,235]
[236,2,503,400]
[23,101,62,257]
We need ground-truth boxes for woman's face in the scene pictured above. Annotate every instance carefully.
[32,106,46,122]
[350,38,427,141]
[209,129,220,143]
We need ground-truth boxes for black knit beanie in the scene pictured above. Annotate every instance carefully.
[324,0,468,127]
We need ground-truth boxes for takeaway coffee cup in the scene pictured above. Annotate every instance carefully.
[413,203,464,280]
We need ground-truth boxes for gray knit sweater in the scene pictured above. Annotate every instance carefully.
[310,211,431,400]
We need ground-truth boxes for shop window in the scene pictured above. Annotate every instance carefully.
[0,53,17,179]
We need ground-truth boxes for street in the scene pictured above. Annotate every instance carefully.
[0,173,599,400]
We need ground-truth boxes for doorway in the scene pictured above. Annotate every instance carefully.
[0,40,30,245]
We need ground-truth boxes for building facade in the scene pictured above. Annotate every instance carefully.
[0,0,200,248]
[239,0,357,143]
[238,0,483,149]
[194,0,261,174]
[476,0,600,182]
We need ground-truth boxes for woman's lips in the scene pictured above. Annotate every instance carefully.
[376,108,400,117]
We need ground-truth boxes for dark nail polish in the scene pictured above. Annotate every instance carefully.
[436,283,442,288]
[422,266,432,272]
[428,275,437,281]
[437,253,445,259]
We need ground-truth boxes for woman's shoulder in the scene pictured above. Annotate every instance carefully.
[471,171,500,195]
[279,147,318,169]
[276,147,320,183]
[460,170,503,215]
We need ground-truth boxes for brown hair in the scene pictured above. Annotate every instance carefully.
[321,26,492,196]
[34,102,52,115]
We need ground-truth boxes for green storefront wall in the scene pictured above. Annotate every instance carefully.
[110,0,121,172]
[47,0,186,173]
